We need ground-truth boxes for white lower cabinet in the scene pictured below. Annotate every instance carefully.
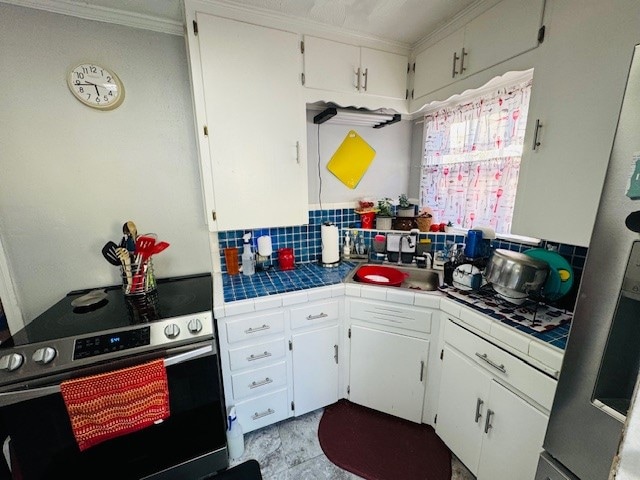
[291,324,340,416]
[436,320,552,480]
[349,325,429,423]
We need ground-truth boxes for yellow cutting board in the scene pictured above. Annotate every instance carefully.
[327,130,376,189]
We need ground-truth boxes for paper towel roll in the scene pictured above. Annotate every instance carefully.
[257,236,273,256]
[321,224,340,264]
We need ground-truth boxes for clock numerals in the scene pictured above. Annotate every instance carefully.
[68,63,124,110]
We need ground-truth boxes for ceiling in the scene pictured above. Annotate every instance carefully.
[45,0,480,46]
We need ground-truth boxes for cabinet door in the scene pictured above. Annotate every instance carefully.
[349,325,429,423]
[477,380,548,480]
[511,0,640,245]
[360,47,408,99]
[413,29,464,100]
[463,0,544,77]
[291,325,340,416]
[197,14,308,231]
[436,345,490,475]
[303,36,360,94]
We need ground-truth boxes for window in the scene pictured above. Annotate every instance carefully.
[419,73,532,234]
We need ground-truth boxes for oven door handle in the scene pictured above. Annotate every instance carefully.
[0,344,213,407]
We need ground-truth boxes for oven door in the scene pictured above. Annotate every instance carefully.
[0,342,228,480]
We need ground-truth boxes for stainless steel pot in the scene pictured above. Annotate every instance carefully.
[484,249,550,298]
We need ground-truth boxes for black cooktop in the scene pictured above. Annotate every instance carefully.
[2,273,212,349]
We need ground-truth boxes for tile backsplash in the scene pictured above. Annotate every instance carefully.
[216,209,588,285]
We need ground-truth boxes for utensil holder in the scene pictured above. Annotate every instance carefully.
[121,258,156,296]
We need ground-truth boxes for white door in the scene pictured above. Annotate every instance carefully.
[197,14,308,231]
[463,0,545,76]
[412,28,464,100]
[303,36,360,94]
[360,47,408,99]
[436,345,490,475]
[292,325,340,416]
[349,325,429,423]
[477,380,548,480]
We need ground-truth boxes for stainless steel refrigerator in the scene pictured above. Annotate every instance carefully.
[536,44,640,480]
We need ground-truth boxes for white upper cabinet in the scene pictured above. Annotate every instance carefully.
[412,0,545,102]
[185,10,308,232]
[511,0,640,246]
[303,36,409,104]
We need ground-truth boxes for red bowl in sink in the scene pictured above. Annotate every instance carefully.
[355,265,408,286]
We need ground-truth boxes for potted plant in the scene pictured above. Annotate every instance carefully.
[376,198,393,230]
[397,194,416,217]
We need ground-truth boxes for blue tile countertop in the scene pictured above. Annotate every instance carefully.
[221,262,356,302]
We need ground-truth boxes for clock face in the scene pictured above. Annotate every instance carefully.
[67,63,124,110]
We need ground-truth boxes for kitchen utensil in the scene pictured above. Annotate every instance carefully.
[484,249,550,300]
[354,265,408,286]
[326,130,376,189]
[452,263,485,291]
[101,241,120,266]
[523,248,574,300]
[116,247,132,292]
[151,241,170,256]
[130,235,156,292]
[123,221,138,253]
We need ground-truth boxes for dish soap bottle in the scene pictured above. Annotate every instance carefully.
[242,233,255,276]
[226,406,244,460]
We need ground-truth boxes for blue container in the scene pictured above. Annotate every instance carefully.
[464,229,484,258]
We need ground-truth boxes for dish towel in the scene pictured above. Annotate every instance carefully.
[60,358,170,451]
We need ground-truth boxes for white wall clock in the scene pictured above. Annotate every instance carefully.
[67,63,125,110]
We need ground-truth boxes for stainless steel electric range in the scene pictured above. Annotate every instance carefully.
[0,273,228,480]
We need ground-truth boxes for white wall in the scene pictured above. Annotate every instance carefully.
[306,110,412,206]
[0,4,211,324]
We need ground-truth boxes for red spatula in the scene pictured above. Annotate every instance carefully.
[131,235,157,292]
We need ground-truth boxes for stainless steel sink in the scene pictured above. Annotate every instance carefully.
[344,263,443,292]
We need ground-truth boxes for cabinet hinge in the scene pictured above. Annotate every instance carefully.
[300,40,304,54]
[192,20,198,35]
[291,401,295,411]
[440,349,444,360]
[407,62,410,73]
[434,414,438,424]
[405,89,408,100]
[411,89,414,99]
[211,211,217,222]
[289,340,293,351]
[347,386,350,395]
[538,25,546,43]
[348,328,351,339]
[301,72,305,86]
[203,125,208,136]
[412,62,416,72]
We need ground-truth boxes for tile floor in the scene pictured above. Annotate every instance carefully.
[229,407,476,480]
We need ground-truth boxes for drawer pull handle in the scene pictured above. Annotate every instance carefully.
[247,351,271,362]
[245,324,270,334]
[306,312,328,320]
[251,408,275,420]
[334,344,339,364]
[372,314,402,323]
[484,409,494,434]
[249,377,273,389]
[475,398,484,423]
[475,352,507,374]
[451,51,460,77]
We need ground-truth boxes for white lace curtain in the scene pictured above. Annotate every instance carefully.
[420,78,532,233]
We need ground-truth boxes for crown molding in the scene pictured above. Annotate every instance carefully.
[0,0,184,36]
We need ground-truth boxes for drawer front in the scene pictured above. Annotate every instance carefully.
[349,299,432,333]
[228,338,286,371]
[445,320,556,410]
[290,300,339,329]
[225,310,285,344]
[231,361,287,399]
[235,388,289,433]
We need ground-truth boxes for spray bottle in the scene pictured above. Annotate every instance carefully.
[226,406,244,459]
[241,232,255,276]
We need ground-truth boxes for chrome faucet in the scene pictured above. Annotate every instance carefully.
[398,234,415,264]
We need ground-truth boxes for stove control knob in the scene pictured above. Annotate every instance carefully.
[32,347,57,365]
[188,318,203,334]
[0,353,24,372]
[164,324,180,339]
